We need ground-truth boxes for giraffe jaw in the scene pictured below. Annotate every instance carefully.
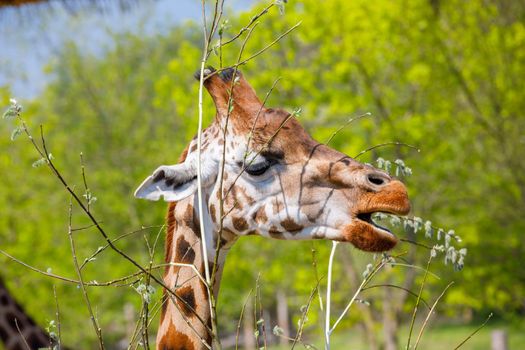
[344,202,410,252]
[342,213,400,252]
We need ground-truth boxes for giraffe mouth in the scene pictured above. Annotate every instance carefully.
[348,180,411,251]
[356,212,393,236]
[341,211,400,252]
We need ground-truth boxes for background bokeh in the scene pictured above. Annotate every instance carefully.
[0,0,524,348]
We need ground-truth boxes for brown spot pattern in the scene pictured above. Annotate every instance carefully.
[164,143,190,265]
[272,199,284,215]
[175,286,196,318]
[268,226,283,239]
[281,218,303,233]
[232,217,248,232]
[175,236,195,264]
[238,187,255,205]
[181,204,194,227]
[165,203,177,264]
[253,206,267,223]
[160,291,168,322]
[158,322,196,350]
[209,204,216,223]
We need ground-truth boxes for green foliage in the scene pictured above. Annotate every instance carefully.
[1,0,524,347]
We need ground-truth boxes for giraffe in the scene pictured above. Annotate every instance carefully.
[134,67,411,349]
[0,277,54,350]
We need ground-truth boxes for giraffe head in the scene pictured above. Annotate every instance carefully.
[135,68,410,252]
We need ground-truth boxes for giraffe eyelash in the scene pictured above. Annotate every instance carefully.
[244,158,277,176]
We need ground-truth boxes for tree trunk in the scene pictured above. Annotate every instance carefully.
[276,288,290,346]
[382,285,399,350]
[243,299,255,350]
[491,330,508,350]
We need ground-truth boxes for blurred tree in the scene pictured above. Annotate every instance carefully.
[1,0,523,348]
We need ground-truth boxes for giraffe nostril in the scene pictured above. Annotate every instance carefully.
[367,173,388,186]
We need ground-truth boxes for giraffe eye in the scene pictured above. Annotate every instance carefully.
[245,159,275,176]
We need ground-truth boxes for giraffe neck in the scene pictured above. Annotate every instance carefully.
[156,194,234,350]
[0,277,54,350]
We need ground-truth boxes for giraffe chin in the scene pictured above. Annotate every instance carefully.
[341,220,398,252]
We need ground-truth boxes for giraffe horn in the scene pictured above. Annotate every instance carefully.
[196,66,262,118]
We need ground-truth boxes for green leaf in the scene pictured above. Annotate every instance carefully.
[275,0,286,15]
[10,126,22,141]
[32,158,47,168]
[272,325,284,336]
[291,107,302,117]
[2,108,16,120]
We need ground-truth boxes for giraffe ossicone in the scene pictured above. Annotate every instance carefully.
[135,67,411,349]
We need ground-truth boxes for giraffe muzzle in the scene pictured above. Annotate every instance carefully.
[342,180,411,252]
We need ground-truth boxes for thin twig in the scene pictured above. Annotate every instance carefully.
[209,21,302,80]
[15,319,31,350]
[310,242,325,317]
[234,21,302,67]
[407,256,432,350]
[220,3,274,47]
[12,71,212,341]
[3,247,230,290]
[324,113,371,145]
[256,274,268,349]
[53,285,62,349]
[354,142,420,159]
[324,241,338,350]
[235,290,253,350]
[361,284,431,309]
[389,263,440,280]
[291,284,318,350]
[197,1,220,346]
[453,313,493,350]
[80,152,91,212]
[212,20,258,304]
[0,249,80,284]
[245,77,282,163]
[253,275,261,347]
[400,238,433,250]
[67,197,104,349]
[225,109,297,198]
[34,126,210,330]
[414,282,454,349]
[139,226,162,349]
[80,225,163,270]
[329,256,389,333]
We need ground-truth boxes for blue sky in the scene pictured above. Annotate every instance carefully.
[0,0,255,99]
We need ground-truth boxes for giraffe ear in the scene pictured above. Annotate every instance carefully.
[134,163,198,202]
